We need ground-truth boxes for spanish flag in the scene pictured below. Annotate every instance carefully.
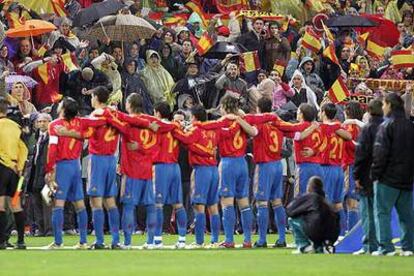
[240,51,260,73]
[357,32,369,46]
[196,32,214,55]
[37,63,49,85]
[273,60,286,76]
[185,1,209,28]
[322,21,335,42]
[302,27,322,53]
[216,0,248,14]
[366,39,386,58]
[328,77,351,103]
[61,53,79,72]
[37,45,48,57]
[323,43,340,66]
[51,0,67,17]
[390,50,414,69]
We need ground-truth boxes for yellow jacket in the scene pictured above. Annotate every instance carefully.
[0,117,28,172]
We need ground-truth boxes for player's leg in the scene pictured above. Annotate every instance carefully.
[51,199,65,247]
[219,158,236,247]
[333,166,346,236]
[120,176,138,248]
[344,165,359,231]
[271,161,286,247]
[207,204,220,245]
[172,164,187,247]
[154,164,167,247]
[236,158,253,247]
[194,204,206,246]
[254,163,270,247]
[192,166,210,246]
[206,167,220,245]
[70,165,88,248]
[0,195,7,249]
[139,179,156,247]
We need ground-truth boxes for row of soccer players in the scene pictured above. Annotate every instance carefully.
[44,86,359,249]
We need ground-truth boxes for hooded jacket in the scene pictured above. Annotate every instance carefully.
[299,57,325,101]
[289,70,319,110]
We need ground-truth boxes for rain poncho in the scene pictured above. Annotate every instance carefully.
[139,50,175,109]
[289,70,319,110]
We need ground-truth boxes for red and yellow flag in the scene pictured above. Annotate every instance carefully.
[302,27,322,53]
[185,1,209,28]
[240,51,260,73]
[322,21,335,42]
[37,63,49,84]
[62,52,79,72]
[216,0,249,14]
[273,60,286,76]
[357,32,369,46]
[196,32,214,55]
[328,77,351,103]
[390,50,414,69]
[51,0,67,17]
[323,43,340,66]
[366,39,386,58]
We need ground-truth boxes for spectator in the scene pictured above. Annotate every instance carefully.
[288,70,319,110]
[126,42,145,71]
[0,45,14,74]
[270,70,294,110]
[299,56,325,103]
[264,22,291,72]
[237,18,266,65]
[159,43,181,81]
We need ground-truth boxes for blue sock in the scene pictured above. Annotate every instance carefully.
[339,208,346,236]
[52,207,63,245]
[222,206,235,243]
[92,208,104,245]
[154,206,163,245]
[176,207,187,241]
[108,207,120,245]
[257,206,269,245]
[194,211,206,245]
[146,205,156,244]
[122,204,135,246]
[348,208,359,231]
[76,208,88,244]
[210,213,220,243]
[273,205,286,243]
[240,206,253,243]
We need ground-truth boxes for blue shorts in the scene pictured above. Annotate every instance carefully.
[55,159,84,202]
[219,157,249,199]
[254,161,283,201]
[322,165,344,204]
[295,163,324,197]
[121,176,154,206]
[191,166,219,206]
[87,154,118,198]
[344,165,358,200]
[154,163,182,205]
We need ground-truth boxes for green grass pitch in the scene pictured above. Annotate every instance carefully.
[1,234,413,275]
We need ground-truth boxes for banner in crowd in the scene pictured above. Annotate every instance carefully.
[236,10,295,31]
[215,0,249,14]
[348,78,411,92]
[338,93,375,107]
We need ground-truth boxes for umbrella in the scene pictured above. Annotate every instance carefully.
[5,75,38,91]
[355,15,399,47]
[5,20,57,38]
[73,0,126,27]
[203,42,247,59]
[87,14,157,41]
[326,15,378,28]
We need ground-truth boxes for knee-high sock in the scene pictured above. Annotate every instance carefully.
[76,208,88,244]
[145,205,156,244]
[92,208,104,245]
[210,213,220,244]
[154,206,163,245]
[257,206,269,245]
[108,207,120,245]
[13,211,25,244]
[122,204,135,246]
[52,207,64,245]
[194,211,206,245]
[222,205,235,243]
[339,208,346,236]
[273,205,286,243]
[175,207,187,242]
[348,208,359,231]
[0,211,7,243]
[240,206,253,243]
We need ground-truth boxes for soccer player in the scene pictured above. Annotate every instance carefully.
[172,105,223,247]
[342,101,364,231]
[216,95,258,248]
[45,97,97,249]
[245,98,307,248]
[0,99,28,250]
[318,103,351,235]
[152,102,187,249]
[105,93,160,249]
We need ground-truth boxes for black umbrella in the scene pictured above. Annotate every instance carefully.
[326,15,378,28]
[203,42,247,59]
[73,0,126,27]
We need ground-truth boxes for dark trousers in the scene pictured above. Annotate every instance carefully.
[31,192,52,235]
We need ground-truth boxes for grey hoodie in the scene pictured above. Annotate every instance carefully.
[299,57,325,99]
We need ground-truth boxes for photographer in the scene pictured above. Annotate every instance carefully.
[0,99,29,249]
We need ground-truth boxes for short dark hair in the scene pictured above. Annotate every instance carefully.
[345,101,364,120]
[321,103,337,120]
[308,176,325,197]
[257,97,272,113]
[126,93,144,114]
[384,92,404,113]
[191,105,207,122]
[92,86,110,104]
[253,17,264,23]
[62,97,78,120]
[299,103,317,122]
[221,94,239,114]
[0,98,9,114]
[154,101,171,119]
[368,99,383,116]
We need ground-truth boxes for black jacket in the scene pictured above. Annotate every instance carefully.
[237,31,265,67]
[286,192,340,247]
[371,110,414,190]
[353,115,384,196]
[28,132,49,193]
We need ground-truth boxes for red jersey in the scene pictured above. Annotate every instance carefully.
[154,119,180,163]
[293,122,323,164]
[214,119,248,158]
[46,117,84,173]
[342,123,360,167]
[245,114,307,163]
[320,122,344,166]
[173,121,220,166]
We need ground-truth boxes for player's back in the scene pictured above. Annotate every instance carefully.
[342,123,360,167]
[253,122,284,163]
[154,120,179,164]
[217,119,247,158]
[294,122,323,164]
[49,118,83,161]
[188,127,218,166]
[320,122,344,166]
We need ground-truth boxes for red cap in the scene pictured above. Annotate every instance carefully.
[217,26,230,37]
